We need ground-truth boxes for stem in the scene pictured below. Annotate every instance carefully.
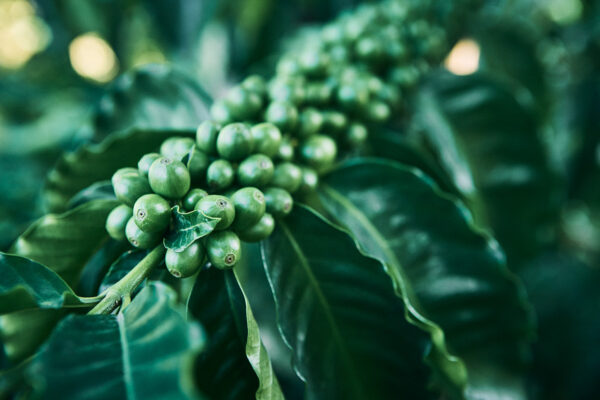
[88,245,166,315]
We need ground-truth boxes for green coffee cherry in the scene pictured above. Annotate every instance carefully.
[231,187,266,230]
[133,194,171,233]
[125,217,161,249]
[298,167,319,193]
[300,135,337,172]
[183,189,208,211]
[337,83,369,110]
[106,204,133,241]
[323,111,347,133]
[195,195,235,230]
[276,137,295,161]
[237,154,274,187]
[216,123,254,161]
[265,101,298,132]
[277,57,301,76]
[299,48,329,77]
[112,168,152,206]
[160,137,195,160]
[206,230,241,269]
[271,162,302,193]
[206,159,235,190]
[241,75,267,96]
[196,121,220,154]
[225,86,263,120]
[346,123,368,147]
[165,242,205,278]
[138,153,161,176]
[298,108,323,138]
[148,157,191,199]
[264,188,293,218]
[250,123,282,157]
[305,82,333,105]
[269,77,305,105]
[366,101,391,122]
[210,101,233,125]
[237,213,275,243]
[186,148,210,182]
[355,36,385,63]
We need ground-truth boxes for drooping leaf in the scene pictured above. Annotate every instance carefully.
[0,253,88,314]
[10,199,119,286]
[318,158,534,399]
[44,128,193,212]
[261,205,433,399]
[188,267,283,399]
[67,180,115,210]
[93,64,211,139]
[3,199,119,362]
[415,71,562,262]
[164,206,220,252]
[28,282,204,400]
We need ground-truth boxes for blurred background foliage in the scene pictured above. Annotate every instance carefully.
[0,0,598,398]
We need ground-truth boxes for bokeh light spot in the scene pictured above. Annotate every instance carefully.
[69,32,118,83]
[444,38,480,76]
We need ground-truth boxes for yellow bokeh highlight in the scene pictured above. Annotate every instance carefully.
[444,38,480,76]
[0,0,51,69]
[68,33,118,83]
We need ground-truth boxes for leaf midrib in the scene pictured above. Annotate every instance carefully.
[279,220,365,400]
[117,313,135,400]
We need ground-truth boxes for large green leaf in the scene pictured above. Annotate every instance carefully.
[3,199,119,362]
[187,267,283,399]
[44,128,193,212]
[261,205,433,399]
[318,158,534,399]
[93,64,211,139]
[415,71,562,262]
[164,207,220,252]
[11,199,119,286]
[28,282,204,399]
[0,253,87,314]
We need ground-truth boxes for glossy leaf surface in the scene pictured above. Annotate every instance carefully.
[415,72,561,262]
[0,253,85,314]
[319,158,534,399]
[29,283,204,399]
[262,205,432,399]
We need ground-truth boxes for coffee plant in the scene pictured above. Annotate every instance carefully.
[1,0,599,398]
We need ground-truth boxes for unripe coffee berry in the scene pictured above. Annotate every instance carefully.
[125,217,161,249]
[225,86,263,120]
[250,123,282,158]
[148,157,191,199]
[265,101,298,132]
[231,187,266,230]
[206,230,241,269]
[106,204,133,241]
[241,75,267,96]
[133,194,171,233]
[195,195,235,230]
[216,123,254,161]
[183,188,208,211]
[210,101,233,125]
[298,167,319,193]
[160,137,195,160]
[264,188,293,218]
[206,159,234,190]
[298,108,323,138]
[196,121,220,154]
[300,135,337,172]
[271,162,302,193]
[166,242,205,278]
[237,213,275,243]
[112,168,152,206]
[138,153,161,176]
[237,154,274,187]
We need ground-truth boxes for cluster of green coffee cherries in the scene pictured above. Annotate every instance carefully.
[104,120,325,279]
